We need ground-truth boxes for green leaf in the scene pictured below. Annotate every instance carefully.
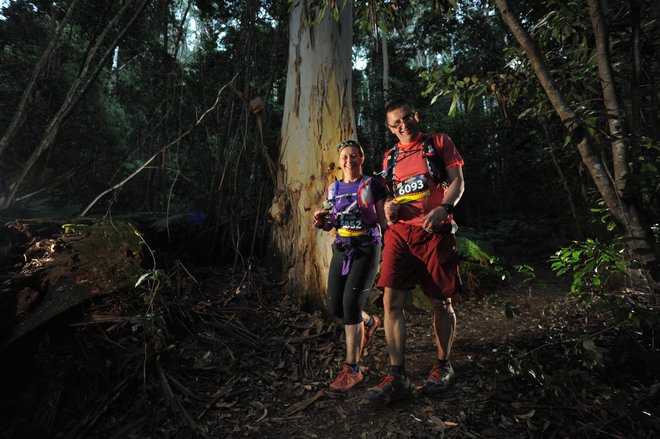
[640,163,657,173]
[448,94,458,117]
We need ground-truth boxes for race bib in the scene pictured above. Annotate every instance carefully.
[394,174,430,203]
[337,213,367,237]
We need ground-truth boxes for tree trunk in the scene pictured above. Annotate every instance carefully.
[629,0,642,165]
[0,0,78,161]
[381,28,390,102]
[172,0,193,60]
[269,1,355,306]
[495,0,658,293]
[587,0,630,194]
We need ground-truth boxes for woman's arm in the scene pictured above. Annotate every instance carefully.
[375,199,388,231]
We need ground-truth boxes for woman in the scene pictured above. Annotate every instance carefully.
[313,140,387,392]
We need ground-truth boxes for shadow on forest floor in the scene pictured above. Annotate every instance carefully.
[1,255,659,438]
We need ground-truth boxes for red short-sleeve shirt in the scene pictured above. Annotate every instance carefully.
[382,132,464,227]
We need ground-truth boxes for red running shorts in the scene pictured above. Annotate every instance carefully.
[376,222,462,300]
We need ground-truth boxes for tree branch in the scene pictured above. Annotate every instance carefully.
[0,0,79,160]
[79,75,238,217]
[496,0,658,293]
[494,0,621,223]
[0,0,151,210]
[495,0,576,126]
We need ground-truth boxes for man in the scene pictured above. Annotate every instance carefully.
[366,98,465,404]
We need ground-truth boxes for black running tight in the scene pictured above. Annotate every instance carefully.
[327,243,382,325]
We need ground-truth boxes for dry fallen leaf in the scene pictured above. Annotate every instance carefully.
[283,390,324,416]
[515,409,536,419]
[428,415,445,428]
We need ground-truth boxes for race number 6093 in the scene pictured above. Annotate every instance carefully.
[397,179,424,196]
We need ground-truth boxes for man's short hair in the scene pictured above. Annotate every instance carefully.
[385,98,415,114]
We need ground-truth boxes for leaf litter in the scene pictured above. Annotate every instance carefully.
[1,248,658,438]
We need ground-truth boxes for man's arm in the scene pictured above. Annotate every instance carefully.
[441,165,465,208]
[422,165,464,232]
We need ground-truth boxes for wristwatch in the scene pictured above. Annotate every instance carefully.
[441,203,454,215]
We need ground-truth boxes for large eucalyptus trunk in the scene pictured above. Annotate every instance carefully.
[269,2,356,305]
[495,0,658,294]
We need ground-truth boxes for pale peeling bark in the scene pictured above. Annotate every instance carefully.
[381,30,390,101]
[496,0,658,293]
[269,2,356,304]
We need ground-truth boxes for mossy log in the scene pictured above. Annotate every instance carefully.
[0,219,143,346]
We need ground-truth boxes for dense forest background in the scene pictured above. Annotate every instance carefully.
[1,0,659,437]
[2,0,657,271]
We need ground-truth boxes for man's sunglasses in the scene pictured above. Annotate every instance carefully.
[387,112,416,129]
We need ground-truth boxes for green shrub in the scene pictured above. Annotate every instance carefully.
[549,238,628,306]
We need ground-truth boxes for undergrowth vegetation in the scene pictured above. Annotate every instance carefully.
[498,225,659,437]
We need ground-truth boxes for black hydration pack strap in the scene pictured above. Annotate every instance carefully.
[383,133,446,195]
[422,133,447,185]
[383,146,398,194]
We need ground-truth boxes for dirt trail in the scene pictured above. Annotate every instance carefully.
[256,273,572,438]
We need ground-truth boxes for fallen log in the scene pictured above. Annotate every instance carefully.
[0,219,143,346]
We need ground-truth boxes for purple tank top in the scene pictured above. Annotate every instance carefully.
[330,178,381,247]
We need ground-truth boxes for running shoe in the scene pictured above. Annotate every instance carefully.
[422,362,455,394]
[329,364,363,392]
[362,315,381,349]
[365,374,411,404]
